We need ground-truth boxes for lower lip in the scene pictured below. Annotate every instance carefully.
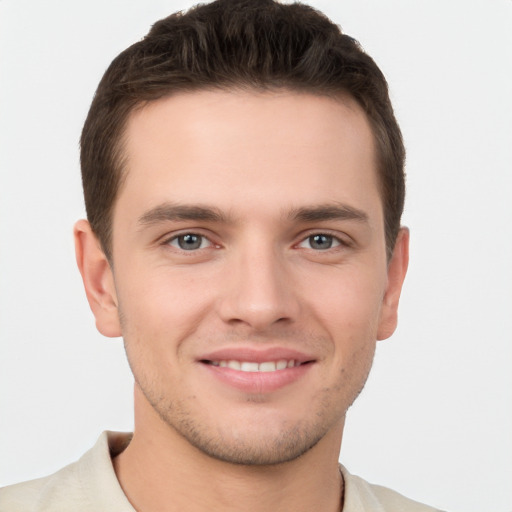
[199,362,314,394]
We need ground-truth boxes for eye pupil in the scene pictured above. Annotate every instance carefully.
[310,234,332,250]
[178,234,202,250]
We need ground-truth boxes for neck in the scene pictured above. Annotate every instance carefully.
[114,390,345,512]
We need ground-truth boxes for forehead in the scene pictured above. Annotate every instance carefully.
[116,89,381,227]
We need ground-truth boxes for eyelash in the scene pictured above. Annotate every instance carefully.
[297,233,345,251]
[164,232,215,251]
[162,231,349,253]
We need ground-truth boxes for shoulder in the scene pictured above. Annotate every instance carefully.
[0,460,86,512]
[0,432,134,512]
[341,465,446,512]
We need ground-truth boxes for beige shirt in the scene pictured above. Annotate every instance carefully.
[0,432,444,511]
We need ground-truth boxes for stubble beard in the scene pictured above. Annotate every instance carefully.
[131,353,374,467]
[121,318,376,467]
[141,386,333,466]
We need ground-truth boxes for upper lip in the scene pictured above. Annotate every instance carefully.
[198,347,316,364]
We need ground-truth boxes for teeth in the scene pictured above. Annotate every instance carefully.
[212,359,299,372]
[227,360,241,370]
[240,362,259,372]
[259,361,276,372]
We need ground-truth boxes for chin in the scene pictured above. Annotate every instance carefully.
[147,391,340,466]
[174,418,329,466]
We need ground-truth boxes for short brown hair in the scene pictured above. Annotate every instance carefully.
[80,0,405,260]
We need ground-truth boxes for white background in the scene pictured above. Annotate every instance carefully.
[0,1,511,511]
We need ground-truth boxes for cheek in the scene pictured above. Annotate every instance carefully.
[115,266,217,355]
[303,264,386,338]
[116,279,199,391]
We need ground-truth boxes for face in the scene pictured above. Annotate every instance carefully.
[77,90,408,466]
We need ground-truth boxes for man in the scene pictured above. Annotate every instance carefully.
[0,0,442,510]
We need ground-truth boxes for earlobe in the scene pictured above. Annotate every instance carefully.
[377,227,410,341]
[74,219,122,338]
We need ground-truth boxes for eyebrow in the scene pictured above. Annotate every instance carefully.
[137,203,229,228]
[288,204,369,223]
[137,202,369,229]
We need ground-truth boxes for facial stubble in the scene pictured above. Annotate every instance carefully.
[122,327,376,467]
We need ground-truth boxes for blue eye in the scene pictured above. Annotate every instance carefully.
[168,234,211,251]
[299,234,341,250]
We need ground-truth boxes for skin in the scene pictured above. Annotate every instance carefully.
[74,90,409,512]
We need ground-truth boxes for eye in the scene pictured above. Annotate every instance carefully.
[299,234,342,251]
[167,233,212,251]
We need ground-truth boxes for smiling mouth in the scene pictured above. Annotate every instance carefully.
[201,359,313,372]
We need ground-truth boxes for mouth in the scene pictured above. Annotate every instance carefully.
[197,350,316,393]
[200,359,310,372]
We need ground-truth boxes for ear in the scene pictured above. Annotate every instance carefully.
[377,227,410,341]
[74,219,121,338]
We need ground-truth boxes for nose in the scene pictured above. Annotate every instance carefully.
[217,243,300,331]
